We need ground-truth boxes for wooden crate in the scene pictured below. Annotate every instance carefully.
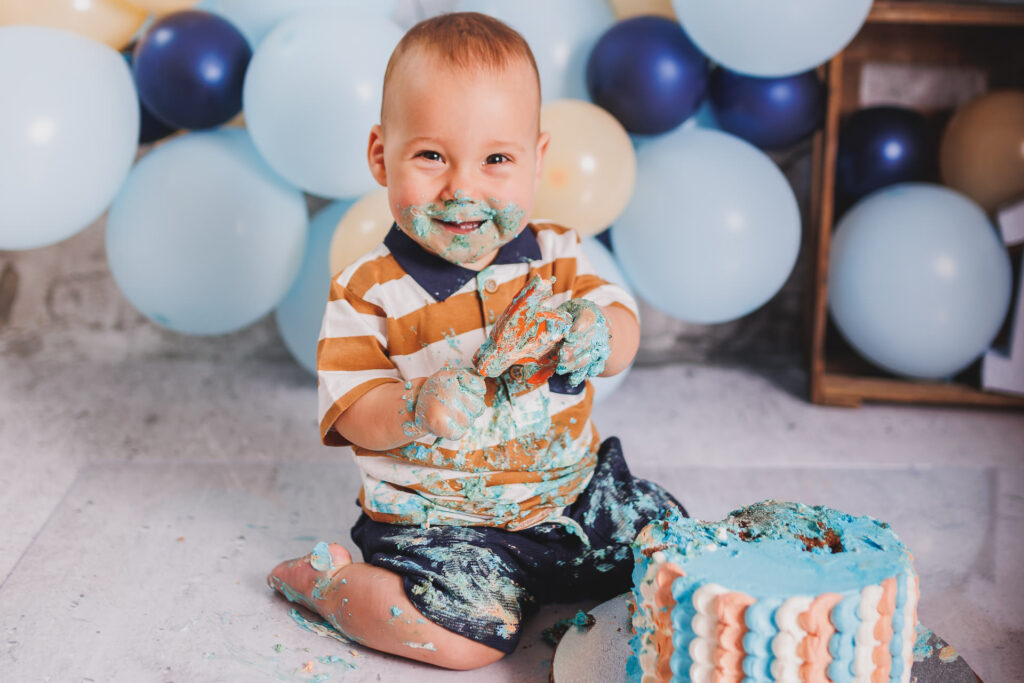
[807,0,1024,408]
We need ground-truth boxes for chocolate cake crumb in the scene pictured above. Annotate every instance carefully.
[797,529,845,553]
[825,529,844,553]
[641,544,669,558]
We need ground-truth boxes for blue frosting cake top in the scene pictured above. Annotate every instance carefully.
[635,500,913,598]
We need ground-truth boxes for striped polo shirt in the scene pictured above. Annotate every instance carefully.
[317,221,638,531]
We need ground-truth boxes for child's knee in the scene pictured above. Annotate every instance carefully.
[431,637,506,670]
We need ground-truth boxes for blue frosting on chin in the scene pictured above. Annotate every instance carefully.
[646,501,912,598]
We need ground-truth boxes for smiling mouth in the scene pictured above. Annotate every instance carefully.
[434,218,484,234]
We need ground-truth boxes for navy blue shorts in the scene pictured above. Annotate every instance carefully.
[350,437,685,654]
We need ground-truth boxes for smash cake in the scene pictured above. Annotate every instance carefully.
[628,500,918,683]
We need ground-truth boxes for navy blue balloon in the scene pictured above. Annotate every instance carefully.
[133,10,252,130]
[586,16,709,135]
[836,107,930,202]
[122,46,178,144]
[709,68,824,150]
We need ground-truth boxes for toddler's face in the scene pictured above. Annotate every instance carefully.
[369,51,548,268]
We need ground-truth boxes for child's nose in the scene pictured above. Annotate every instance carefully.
[438,163,475,202]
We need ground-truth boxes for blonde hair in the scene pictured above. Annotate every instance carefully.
[381,12,540,122]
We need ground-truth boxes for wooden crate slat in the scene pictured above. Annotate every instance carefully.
[807,0,1024,409]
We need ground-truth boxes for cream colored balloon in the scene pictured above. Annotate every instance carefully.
[329,189,394,276]
[0,0,146,51]
[124,0,200,14]
[608,0,677,20]
[940,90,1024,213]
[535,99,637,237]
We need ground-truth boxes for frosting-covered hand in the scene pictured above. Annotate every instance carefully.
[555,299,610,387]
[413,366,487,440]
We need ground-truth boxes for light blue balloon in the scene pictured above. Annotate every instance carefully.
[197,0,399,48]
[581,236,635,403]
[0,26,138,250]
[828,184,1013,380]
[243,10,403,198]
[672,0,872,77]
[457,0,616,102]
[275,200,355,374]
[106,129,308,335]
[612,128,800,324]
[632,100,718,152]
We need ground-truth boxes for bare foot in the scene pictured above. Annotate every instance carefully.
[266,542,505,669]
[267,542,352,613]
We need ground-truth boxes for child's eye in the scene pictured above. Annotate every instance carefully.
[485,153,511,165]
[416,150,443,162]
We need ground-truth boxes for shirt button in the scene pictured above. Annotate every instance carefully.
[484,279,498,293]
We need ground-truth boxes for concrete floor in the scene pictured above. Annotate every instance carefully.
[1,339,1022,682]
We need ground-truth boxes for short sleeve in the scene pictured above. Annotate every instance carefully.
[572,237,640,323]
[317,275,401,446]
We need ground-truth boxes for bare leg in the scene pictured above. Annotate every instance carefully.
[267,543,505,671]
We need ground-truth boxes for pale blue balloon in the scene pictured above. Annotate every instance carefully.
[828,184,1013,380]
[275,200,355,374]
[581,236,635,403]
[243,10,403,198]
[106,129,308,335]
[0,26,138,250]
[197,0,399,47]
[632,100,718,152]
[672,0,872,77]
[613,128,800,324]
[457,0,616,102]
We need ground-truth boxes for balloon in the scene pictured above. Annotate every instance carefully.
[457,0,616,102]
[127,0,200,13]
[132,10,251,130]
[106,129,308,335]
[276,200,354,374]
[197,0,398,48]
[328,189,394,276]
[581,236,635,403]
[586,16,709,135]
[709,67,824,150]
[836,107,930,203]
[533,100,637,238]
[121,46,179,144]
[940,90,1024,212]
[609,0,676,20]
[672,0,872,77]
[612,128,800,324]
[243,10,402,198]
[0,26,138,251]
[828,184,1013,379]
[0,0,146,51]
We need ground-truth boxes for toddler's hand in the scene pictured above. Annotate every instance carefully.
[414,366,487,441]
[555,299,611,387]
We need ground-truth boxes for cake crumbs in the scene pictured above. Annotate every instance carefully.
[541,610,596,646]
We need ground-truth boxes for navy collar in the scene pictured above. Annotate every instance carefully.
[384,224,542,301]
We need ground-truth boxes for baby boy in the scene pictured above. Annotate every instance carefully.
[267,12,682,670]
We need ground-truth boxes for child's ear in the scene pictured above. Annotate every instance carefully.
[534,131,551,188]
[367,124,387,187]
